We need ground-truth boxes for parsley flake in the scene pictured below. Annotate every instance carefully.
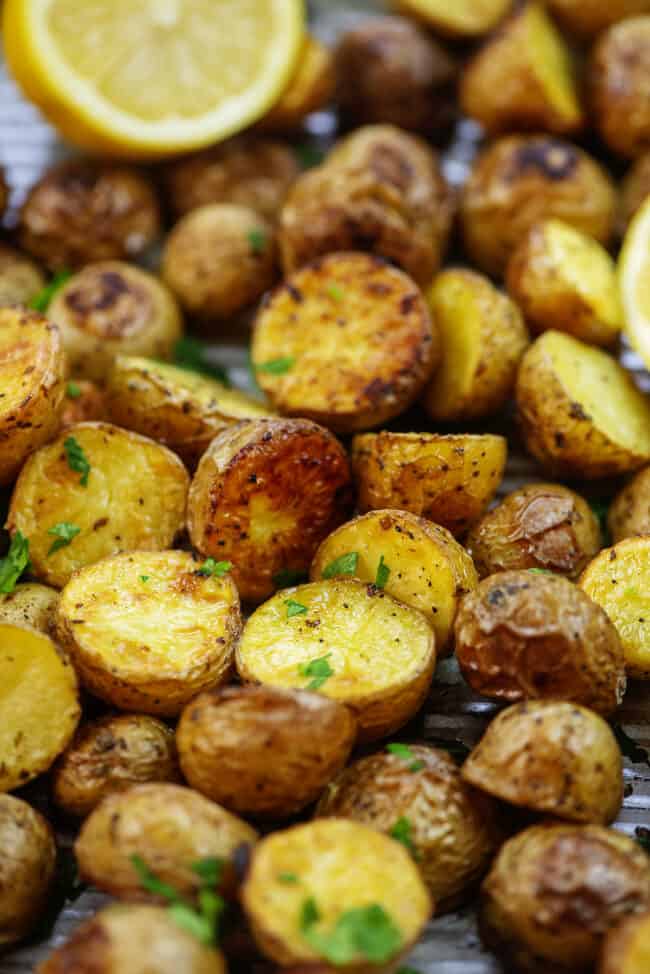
[590,497,611,545]
[247,227,267,255]
[322,551,358,579]
[527,567,554,575]
[293,143,327,169]
[131,855,225,946]
[298,653,333,691]
[30,269,72,313]
[285,598,308,619]
[300,898,403,965]
[375,555,390,589]
[66,381,82,399]
[140,575,150,584]
[273,567,307,588]
[64,436,91,486]
[173,337,230,387]
[327,283,344,302]
[255,357,295,375]
[48,522,80,556]
[636,827,650,854]
[389,817,420,859]
[278,872,299,884]
[197,559,232,578]
[192,857,223,886]
[0,532,30,593]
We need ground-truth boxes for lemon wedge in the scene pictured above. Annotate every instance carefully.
[620,195,650,370]
[2,0,305,159]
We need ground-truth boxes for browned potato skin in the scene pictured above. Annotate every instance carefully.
[609,466,650,542]
[0,583,59,634]
[461,135,617,277]
[316,747,502,912]
[547,0,650,38]
[52,715,181,818]
[480,823,650,973]
[0,794,57,947]
[618,153,650,237]
[177,686,357,819]
[589,18,650,159]
[462,700,624,824]
[600,909,650,974]
[61,380,107,428]
[18,160,161,270]
[466,483,602,579]
[0,243,46,305]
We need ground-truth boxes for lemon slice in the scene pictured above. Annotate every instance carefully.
[2,0,305,159]
[620,195,650,369]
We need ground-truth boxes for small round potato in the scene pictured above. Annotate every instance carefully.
[56,550,241,715]
[0,243,46,306]
[316,746,502,912]
[237,578,436,742]
[0,582,59,634]
[600,908,650,974]
[454,571,625,714]
[462,700,624,824]
[187,418,352,603]
[351,431,507,537]
[461,135,617,277]
[242,819,432,970]
[75,782,258,901]
[177,686,357,819]
[61,379,107,428]
[252,253,437,433]
[547,0,650,38]
[480,823,650,972]
[52,714,181,818]
[260,35,336,132]
[589,18,650,159]
[48,261,182,382]
[161,205,277,320]
[393,0,512,37]
[18,160,160,270]
[8,422,189,589]
[609,466,650,542]
[466,483,602,579]
[423,269,529,422]
[0,307,65,486]
[618,153,650,237]
[0,794,56,947]
[37,904,227,974]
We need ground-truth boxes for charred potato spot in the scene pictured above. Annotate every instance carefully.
[0,794,56,947]
[0,243,46,306]
[547,0,650,38]
[61,379,107,427]
[0,582,59,634]
[600,908,650,974]
[589,18,650,159]
[609,466,650,542]
[260,36,335,132]
[394,0,512,37]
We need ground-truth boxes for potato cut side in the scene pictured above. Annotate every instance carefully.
[237,578,436,741]
[57,550,241,715]
[0,623,80,792]
[395,0,512,37]
[600,909,650,974]
[0,583,59,634]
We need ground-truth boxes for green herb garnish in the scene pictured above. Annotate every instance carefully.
[278,872,299,884]
[140,575,150,583]
[63,436,90,486]
[255,357,295,375]
[299,653,333,691]
[30,270,72,313]
[66,381,82,399]
[300,897,403,965]
[173,336,231,387]
[386,742,424,773]
[327,283,344,302]
[527,567,554,575]
[389,817,419,859]
[613,724,650,767]
[197,558,232,578]
[48,522,80,556]
[285,598,308,619]
[636,827,650,853]
[293,143,327,169]
[273,567,307,588]
[590,498,611,546]
[375,555,390,589]
[131,855,225,946]
[0,532,30,593]
[322,551,358,579]
[247,227,267,255]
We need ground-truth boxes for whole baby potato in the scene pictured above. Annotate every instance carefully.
[609,466,650,542]
[0,243,46,306]
[0,794,57,946]
[589,18,650,159]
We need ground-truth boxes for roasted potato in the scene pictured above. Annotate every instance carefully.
[75,782,258,901]
[462,700,624,824]
[547,0,650,38]
[316,746,502,912]
[0,623,80,792]
[0,794,56,946]
[461,2,584,137]
[187,418,352,603]
[466,483,602,579]
[236,578,436,742]
[589,18,650,159]
[279,126,453,286]
[177,686,356,819]
[0,242,46,305]
[56,549,241,715]
[461,135,617,277]
[580,536,650,677]
[0,306,65,486]
[351,431,507,537]
[480,823,650,972]
[393,0,511,37]
[310,509,478,651]
[516,332,650,478]
[8,422,189,589]
[37,904,227,974]
[61,379,107,428]
[618,153,650,237]
[423,269,529,422]
[609,466,650,541]
[18,160,161,270]
[251,253,437,433]
[48,261,182,382]
[600,908,650,974]
[242,819,432,971]
[260,36,335,132]
[454,571,625,714]
[0,582,59,634]
[52,714,181,818]
[161,205,277,320]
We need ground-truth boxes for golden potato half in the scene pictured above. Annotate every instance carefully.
[0,583,59,634]
[609,466,650,541]
[8,422,189,589]
[351,431,507,537]
[589,18,650,159]
[310,509,477,651]
[57,550,241,715]
[237,579,436,742]
[516,331,650,478]
[242,819,432,970]
[600,909,650,974]
[394,0,511,37]
[260,35,335,132]
[0,794,56,947]
[0,623,80,792]
[0,243,45,306]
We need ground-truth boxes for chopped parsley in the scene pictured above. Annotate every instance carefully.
[386,742,424,773]
[0,531,30,593]
[590,497,611,545]
[322,551,358,579]
[327,283,344,302]
[173,336,230,387]
[389,817,419,859]
[300,897,403,965]
[64,436,90,486]
[613,724,650,767]
[278,872,299,884]
[273,567,307,588]
[131,855,225,946]
[197,558,232,578]
[30,269,72,313]
[375,555,390,589]
[66,381,82,400]
[140,575,150,584]
[636,827,650,853]
[298,653,333,691]
[255,357,295,375]
[527,567,554,575]
[285,598,308,619]
[48,522,80,556]
[247,227,267,255]
[293,142,327,169]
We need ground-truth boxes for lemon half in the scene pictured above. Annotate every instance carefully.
[620,195,650,370]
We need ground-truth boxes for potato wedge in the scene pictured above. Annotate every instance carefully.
[242,819,432,971]
[589,18,650,159]
[351,431,507,538]
[609,466,650,541]
[187,418,352,603]
[393,0,511,37]
[600,908,650,974]
[252,253,437,433]
[61,379,107,428]
[236,579,436,742]
[0,583,59,634]
[516,331,650,478]
[7,422,189,589]
[0,243,45,306]
[422,269,528,422]
[310,509,477,651]
[56,550,241,715]
[0,794,56,946]
[0,623,80,792]
[259,36,335,132]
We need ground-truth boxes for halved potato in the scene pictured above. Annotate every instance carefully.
[516,331,650,478]
[236,579,436,741]
[0,623,80,792]
[0,794,57,947]
[422,269,529,422]
[310,509,477,651]
[393,0,511,37]
[600,909,650,974]
[7,422,189,589]
[0,583,59,634]
[187,418,352,603]
[61,379,107,428]
[56,550,241,715]
[242,819,432,971]
[609,466,650,541]
[252,252,437,433]
[259,36,335,132]
[0,243,45,306]
[351,432,507,538]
